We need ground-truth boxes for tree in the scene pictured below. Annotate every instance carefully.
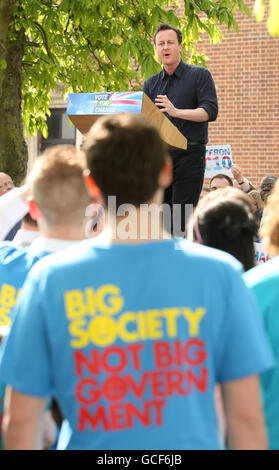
[0,0,251,184]
[254,0,279,35]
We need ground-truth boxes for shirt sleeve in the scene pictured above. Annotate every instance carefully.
[0,270,54,397]
[0,188,28,241]
[196,68,218,122]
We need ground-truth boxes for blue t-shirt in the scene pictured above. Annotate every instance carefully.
[0,239,274,450]
[245,256,279,450]
[0,241,49,449]
[0,242,48,330]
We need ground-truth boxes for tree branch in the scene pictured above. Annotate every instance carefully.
[64,14,71,35]
[33,21,56,64]
[22,40,40,47]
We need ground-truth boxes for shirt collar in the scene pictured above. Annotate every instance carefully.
[161,60,184,80]
[28,236,82,255]
[12,229,40,248]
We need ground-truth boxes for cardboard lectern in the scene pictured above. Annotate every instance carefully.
[67,91,187,150]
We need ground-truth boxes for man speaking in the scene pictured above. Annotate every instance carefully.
[143,23,218,235]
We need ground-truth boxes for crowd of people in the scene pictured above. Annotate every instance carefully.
[0,21,278,452]
[0,113,277,451]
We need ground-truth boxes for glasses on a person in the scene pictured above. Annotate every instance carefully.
[0,180,14,190]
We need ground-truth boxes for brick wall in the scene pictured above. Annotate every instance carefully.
[181,0,279,188]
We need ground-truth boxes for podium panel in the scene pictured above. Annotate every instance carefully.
[67,91,187,150]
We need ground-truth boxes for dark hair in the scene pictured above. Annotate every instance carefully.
[210,173,233,188]
[23,212,38,227]
[194,188,258,271]
[83,114,168,209]
[153,23,182,45]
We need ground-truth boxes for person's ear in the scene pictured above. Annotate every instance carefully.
[158,157,173,189]
[83,170,102,202]
[28,198,41,221]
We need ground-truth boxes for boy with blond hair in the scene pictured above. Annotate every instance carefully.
[0,145,90,449]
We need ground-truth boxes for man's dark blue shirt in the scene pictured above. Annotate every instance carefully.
[143,60,218,144]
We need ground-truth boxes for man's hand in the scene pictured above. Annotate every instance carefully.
[155,96,209,122]
[155,95,178,117]
[231,164,243,184]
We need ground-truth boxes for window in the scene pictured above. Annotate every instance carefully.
[40,108,76,151]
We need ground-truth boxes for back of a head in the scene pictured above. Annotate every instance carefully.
[83,114,168,209]
[194,187,258,271]
[29,145,90,228]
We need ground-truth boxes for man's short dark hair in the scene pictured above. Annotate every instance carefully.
[210,174,233,187]
[83,114,168,209]
[153,23,182,45]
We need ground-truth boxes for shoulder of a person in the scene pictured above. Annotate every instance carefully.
[26,239,94,281]
[0,242,24,263]
[244,255,279,287]
[175,239,243,273]
[184,62,210,75]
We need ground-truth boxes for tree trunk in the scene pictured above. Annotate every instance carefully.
[0,0,17,89]
[0,25,28,185]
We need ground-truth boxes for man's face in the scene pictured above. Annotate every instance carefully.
[0,173,14,196]
[260,177,277,202]
[210,177,230,191]
[155,29,181,70]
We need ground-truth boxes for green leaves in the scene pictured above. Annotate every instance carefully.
[237,0,252,16]
[141,53,161,77]
[253,0,279,37]
[0,58,7,69]
[267,0,279,35]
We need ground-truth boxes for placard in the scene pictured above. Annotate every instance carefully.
[67,92,143,115]
[254,241,272,264]
[205,144,233,178]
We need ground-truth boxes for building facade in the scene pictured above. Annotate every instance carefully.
[193,0,279,187]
